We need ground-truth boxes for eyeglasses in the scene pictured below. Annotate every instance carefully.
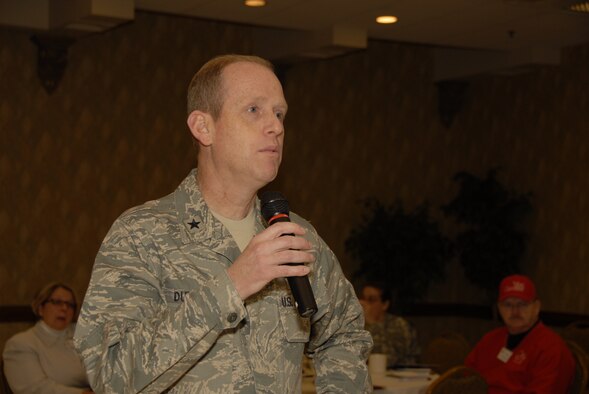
[498,300,533,310]
[44,299,76,310]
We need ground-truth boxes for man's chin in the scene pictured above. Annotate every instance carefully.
[506,323,528,335]
[258,168,280,185]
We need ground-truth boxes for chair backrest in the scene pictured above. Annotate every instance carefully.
[421,332,472,374]
[567,340,589,394]
[564,321,589,359]
[0,360,13,394]
[426,365,487,394]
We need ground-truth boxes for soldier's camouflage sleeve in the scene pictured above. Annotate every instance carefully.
[292,213,374,393]
[73,208,246,393]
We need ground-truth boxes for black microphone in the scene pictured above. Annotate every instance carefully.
[260,191,317,318]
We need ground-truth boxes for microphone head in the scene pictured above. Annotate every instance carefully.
[260,191,289,222]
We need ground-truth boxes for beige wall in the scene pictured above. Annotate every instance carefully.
[0,13,252,306]
[0,12,253,347]
[1,12,588,349]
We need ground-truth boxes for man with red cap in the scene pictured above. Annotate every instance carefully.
[466,274,575,393]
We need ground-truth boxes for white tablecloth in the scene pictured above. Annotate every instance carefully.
[372,372,436,394]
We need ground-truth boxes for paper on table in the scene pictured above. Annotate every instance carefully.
[387,368,432,379]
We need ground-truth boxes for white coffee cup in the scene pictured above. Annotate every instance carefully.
[368,353,387,375]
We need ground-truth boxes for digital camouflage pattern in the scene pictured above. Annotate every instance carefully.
[366,314,420,367]
[74,169,373,393]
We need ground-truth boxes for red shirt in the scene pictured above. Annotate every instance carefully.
[465,322,575,394]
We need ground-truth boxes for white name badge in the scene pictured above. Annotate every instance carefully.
[497,347,513,363]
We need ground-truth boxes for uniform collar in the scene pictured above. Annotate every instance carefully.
[174,169,265,252]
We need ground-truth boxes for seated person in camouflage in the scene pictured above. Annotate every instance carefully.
[359,282,420,367]
[74,54,373,393]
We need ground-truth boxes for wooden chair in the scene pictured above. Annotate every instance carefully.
[426,365,487,394]
[566,340,589,394]
[421,332,472,374]
[564,321,589,359]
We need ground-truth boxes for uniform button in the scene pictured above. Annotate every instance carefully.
[227,312,238,323]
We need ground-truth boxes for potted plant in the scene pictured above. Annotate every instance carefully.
[442,169,533,300]
[345,198,454,309]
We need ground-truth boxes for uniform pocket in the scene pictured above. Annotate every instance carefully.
[278,306,311,343]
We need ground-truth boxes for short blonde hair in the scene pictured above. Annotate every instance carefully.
[186,54,274,119]
[31,282,77,318]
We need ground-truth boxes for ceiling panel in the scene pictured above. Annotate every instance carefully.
[133,0,589,50]
[1,0,587,74]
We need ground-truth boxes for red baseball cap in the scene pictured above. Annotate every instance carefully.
[498,274,536,302]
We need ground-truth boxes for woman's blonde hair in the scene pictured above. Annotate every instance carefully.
[31,282,77,318]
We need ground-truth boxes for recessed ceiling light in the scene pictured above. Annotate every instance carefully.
[245,0,266,6]
[376,15,398,24]
[569,1,589,12]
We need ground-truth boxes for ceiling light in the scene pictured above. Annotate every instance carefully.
[569,1,589,12]
[244,0,266,6]
[376,15,398,24]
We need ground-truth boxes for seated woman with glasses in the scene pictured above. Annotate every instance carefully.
[2,282,93,394]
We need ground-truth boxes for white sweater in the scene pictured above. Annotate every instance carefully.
[3,321,90,394]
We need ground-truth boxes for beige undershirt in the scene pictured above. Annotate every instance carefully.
[211,207,257,252]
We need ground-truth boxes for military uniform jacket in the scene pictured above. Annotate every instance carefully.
[74,169,372,393]
[366,313,420,367]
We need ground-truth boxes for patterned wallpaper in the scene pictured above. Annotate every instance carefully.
[0,13,252,308]
[274,40,589,315]
[1,12,588,348]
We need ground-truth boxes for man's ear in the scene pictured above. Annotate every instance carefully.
[187,110,213,146]
[533,299,541,314]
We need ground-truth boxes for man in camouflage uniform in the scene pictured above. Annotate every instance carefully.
[74,54,373,393]
[359,283,420,367]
